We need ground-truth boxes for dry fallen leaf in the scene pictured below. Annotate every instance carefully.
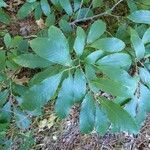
[39,119,48,131]
[38,114,57,131]
[13,76,29,85]
[47,114,57,129]
[36,18,45,29]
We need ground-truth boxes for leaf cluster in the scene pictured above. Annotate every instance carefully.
[0,0,150,147]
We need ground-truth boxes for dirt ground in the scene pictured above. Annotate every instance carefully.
[33,105,150,150]
[11,104,150,150]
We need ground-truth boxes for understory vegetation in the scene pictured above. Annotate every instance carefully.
[0,0,150,149]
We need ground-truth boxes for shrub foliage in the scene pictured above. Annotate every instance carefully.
[0,0,150,146]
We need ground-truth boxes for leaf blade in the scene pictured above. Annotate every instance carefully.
[90,38,125,52]
[40,0,51,16]
[30,26,72,66]
[55,75,74,118]
[97,53,131,70]
[87,20,106,44]
[128,10,150,24]
[142,27,150,44]
[13,54,52,68]
[79,94,95,133]
[73,69,86,102]
[130,28,145,60]
[100,97,138,133]
[73,27,86,56]
[21,73,62,111]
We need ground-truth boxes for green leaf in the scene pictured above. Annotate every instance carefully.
[59,0,72,15]
[21,72,62,111]
[0,73,6,83]
[90,38,125,52]
[139,67,150,88]
[100,97,138,133]
[27,0,37,2]
[86,50,104,64]
[30,26,72,66]
[128,10,150,24]
[135,25,148,38]
[87,20,106,44]
[114,97,131,106]
[126,0,137,12]
[75,8,93,20]
[4,33,11,48]
[73,69,86,102]
[0,0,7,7]
[0,9,10,24]
[135,109,147,130]
[55,75,74,118]
[29,65,62,85]
[51,0,59,6]
[17,2,38,19]
[17,40,29,54]
[97,53,132,70]
[0,102,11,123]
[74,0,80,12]
[135,84,150,128]
[142,27,150,44]
[11,36,23,48]
[130,28,145,60]
[73,27,86,56]
[59,19,72,33]
[79,94,95,133]
[125,97,137,117]
[0,122,8,134]
[14,109,31,129]
[95,104,110,135]
[34,3,42,20]
[40,0,51,16]
[85,65,99,93]
[45,13,55,26]
[0,90,9,108]
[97,66,138,97]
[115,23,129,41]
[0,51,5,70]
[136,0,150,5]
[145,62,150,70]
[13,54,52,68]
[139,84,150,113]
[12,84,28,96]
[92,0,103,8]
[92,78,129,97]
[55,69,86,118]
[83,0,90,4]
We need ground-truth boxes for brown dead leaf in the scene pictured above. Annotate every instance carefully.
[13,76,29,85]
[38,114,57,131]
[36,18,45,29]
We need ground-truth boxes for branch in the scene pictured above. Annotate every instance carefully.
[70,0,124,25]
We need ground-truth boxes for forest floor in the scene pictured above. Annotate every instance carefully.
[11,103,150,150]
[0,0,150,149]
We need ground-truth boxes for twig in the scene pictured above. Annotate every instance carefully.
[84,1,93,19]
[110,0,124,11]
[70,0,124,25]
[77,0,84,20]
[24,35,37,39]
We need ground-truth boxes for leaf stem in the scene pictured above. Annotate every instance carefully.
[62,65,80,73]
[70,0,124,25]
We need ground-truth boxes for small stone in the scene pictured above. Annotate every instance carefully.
[53,136,57,141]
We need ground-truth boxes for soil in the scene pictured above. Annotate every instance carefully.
[29,104,150,150]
